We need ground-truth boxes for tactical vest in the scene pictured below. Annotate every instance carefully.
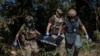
[21,24,36,40]
[51,15,64,34]
[53,15,63,28]
[65,17,79,33]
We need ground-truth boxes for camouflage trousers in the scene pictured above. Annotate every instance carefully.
[51,34,66,56]
[24,40,39,56]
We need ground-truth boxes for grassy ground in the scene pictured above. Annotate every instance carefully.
[0,38,100,56]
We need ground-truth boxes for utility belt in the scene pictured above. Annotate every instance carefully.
[51,26,64,35]
[65,31,77,34]
[50,26,58,35]
[25,38,36,41]
[52,25,60,28]
[25,31,39,41]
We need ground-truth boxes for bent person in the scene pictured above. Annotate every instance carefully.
[13,15,40,56]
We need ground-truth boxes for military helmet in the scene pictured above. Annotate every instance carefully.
[25,15,35,28]
[25,15,34,23]
[68,9,77,16]
[56,8,63,14]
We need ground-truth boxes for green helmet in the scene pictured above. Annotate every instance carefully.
[25,15,34,23]
[25,15,35,28]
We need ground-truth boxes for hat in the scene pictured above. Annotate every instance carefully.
[68,9,77,16]
[56,8,63,14]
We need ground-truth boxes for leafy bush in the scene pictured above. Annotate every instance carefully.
[0,36,11,56]
[93,29,100,42]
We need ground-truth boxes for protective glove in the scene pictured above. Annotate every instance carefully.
[85,34,89,40]
[13,41,18,47]
[57,33,61,37]
[46,32,50,36]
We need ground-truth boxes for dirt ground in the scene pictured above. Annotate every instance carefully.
[79,51,98,56]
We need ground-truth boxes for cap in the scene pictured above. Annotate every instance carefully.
[56,8,63,14]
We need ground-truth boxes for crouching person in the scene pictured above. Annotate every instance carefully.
[13,15,40,56]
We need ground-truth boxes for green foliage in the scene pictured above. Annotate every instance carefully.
[80,33,94,53]
[38,48,53,56]
[0,0,5,4]
[0,36,11,56]
[81,40,92,52]
[93,29,100,42]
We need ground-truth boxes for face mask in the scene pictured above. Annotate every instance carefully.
[70,16,75,19]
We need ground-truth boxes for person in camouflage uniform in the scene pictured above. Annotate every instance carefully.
[13,15,40,56]
[45,8,66,56]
